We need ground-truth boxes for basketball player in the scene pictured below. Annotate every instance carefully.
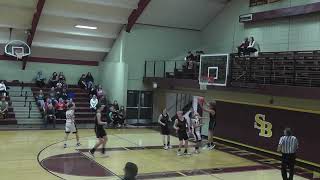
[158,108,172,150]
[201,101,217,150]
[174,111,191,156]
[191,112,203,154]
[64,104,80,148]
[89,104,108,156]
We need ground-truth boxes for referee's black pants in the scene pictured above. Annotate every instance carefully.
[281,153,296,180]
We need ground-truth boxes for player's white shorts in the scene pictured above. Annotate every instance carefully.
[192,129,202,142]
[65,122,77,133]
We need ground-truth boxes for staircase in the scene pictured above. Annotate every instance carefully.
[8,86,44,127]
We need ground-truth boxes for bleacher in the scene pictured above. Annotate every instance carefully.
[230,50,320,88]
[31,85,107,125]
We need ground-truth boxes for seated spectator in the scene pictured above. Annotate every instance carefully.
[90,95,99,112]
[78,74,87,89]
[0,81,7,97]
[35,71,46,88]
[60,88,68,100]
[96,85,105,99]
[48,72,59,88]
[113,100,120,111]
[185,51,194,61]
[89,86,97,98]
[55,83,63,98]
[85,72,94,89]
[99,95,107,106]
[118,106,126,126]
[123,162,138,180]
[55,98,66,119]
[45,103,56,128]
[109,106,121,127]
[48,87,58,105]
[58,72,66,82]
[36,90,45,110]
[247,36,260,57]
[0,97,8,119]
[237,37,250,56]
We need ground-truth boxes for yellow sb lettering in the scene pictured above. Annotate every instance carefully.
[254,114,272,138]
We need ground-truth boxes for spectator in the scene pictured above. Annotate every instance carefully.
[247,36,260,57]
[90,95,99,112]
[45,103,56,128]
[48,72,59,88]
[96,85,104,99]
[118,106,126,126]
[237,37,250,56]
[36,90,45,110]
[109,106,120,127]
[0,81,7,97]
[48,87,57,105]
[35,71,46,88]
[89,86,97,98]
[78,74,87,89]
[113,100,120,111]
[194,51,204,63]
[85,72,94,89]
[55,98,66,119]
[60,88,68,100]
[0,97,8,119]
[55,83,63,98]
[58,72,66,82]
[185,51,194,61]
[123,162,138,180]
[99,95,107,106]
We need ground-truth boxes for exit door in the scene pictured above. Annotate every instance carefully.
[126,90,153,125]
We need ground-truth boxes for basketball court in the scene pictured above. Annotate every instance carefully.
[0,128,314,180]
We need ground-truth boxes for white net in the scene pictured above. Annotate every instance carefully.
[199,84,207,90]
[15,52,24,60]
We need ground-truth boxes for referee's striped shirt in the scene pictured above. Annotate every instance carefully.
[279,136,299,154]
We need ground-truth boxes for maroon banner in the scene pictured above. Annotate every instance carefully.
[216,101,320,165]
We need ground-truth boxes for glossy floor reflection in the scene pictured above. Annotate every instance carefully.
[0,129,315,179]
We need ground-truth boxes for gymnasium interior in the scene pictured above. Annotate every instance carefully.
[0,0,319,179]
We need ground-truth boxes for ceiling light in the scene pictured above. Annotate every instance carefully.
[75,25,97,30]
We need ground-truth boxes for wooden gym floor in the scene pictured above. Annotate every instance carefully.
[0,128,316,180]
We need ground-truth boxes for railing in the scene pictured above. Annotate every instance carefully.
[144,60,198,79]
[230,51,320,88]
[28,101,32,119]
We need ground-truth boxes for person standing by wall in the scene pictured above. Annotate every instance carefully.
[277,128,299,180]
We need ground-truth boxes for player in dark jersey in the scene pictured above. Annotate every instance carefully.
[174,111,191,156]
[201,101,217,150]
[89,104,108,157]
[158,108,172,150]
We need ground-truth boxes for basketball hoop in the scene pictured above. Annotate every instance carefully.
[199,84,207,90]
[15,52,24,60]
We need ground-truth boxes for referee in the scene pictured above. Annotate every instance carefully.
[277,128,299,180]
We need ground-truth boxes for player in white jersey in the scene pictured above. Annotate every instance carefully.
[191,113,203,154]
[64,104,80,148]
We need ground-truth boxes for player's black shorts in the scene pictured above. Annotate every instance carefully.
[178,131,188,141]
[209,120,216,131]
[95,127,106,138]
[161,126,170,135]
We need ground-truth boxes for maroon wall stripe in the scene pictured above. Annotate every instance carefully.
[0,55,99,66]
